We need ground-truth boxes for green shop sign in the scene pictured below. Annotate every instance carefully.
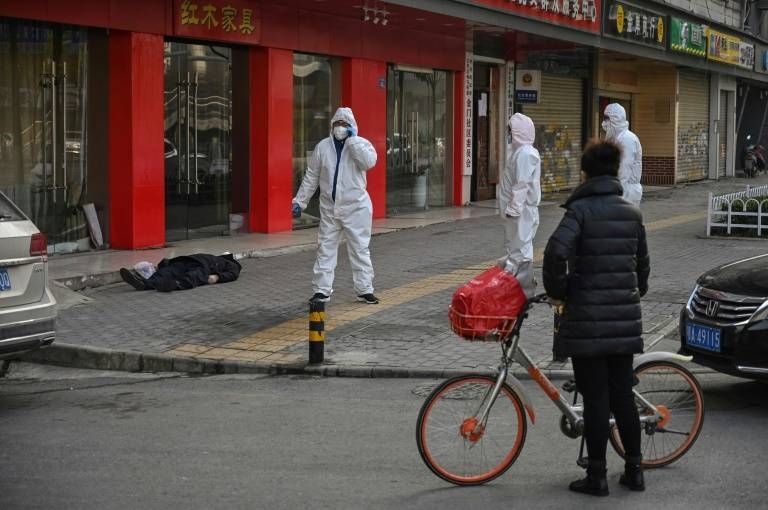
[670,18,706,57]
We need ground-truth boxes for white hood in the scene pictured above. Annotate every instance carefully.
[508,113,535,151]
[330,107,359,136]
[603,103,629,140]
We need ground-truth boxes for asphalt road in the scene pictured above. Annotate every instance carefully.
[1,364,766,510]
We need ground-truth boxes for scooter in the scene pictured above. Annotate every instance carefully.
[743,135,763,177]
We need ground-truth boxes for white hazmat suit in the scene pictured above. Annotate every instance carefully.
[602,103,643,206]
[498,113,541,294]
[293,107,378,299]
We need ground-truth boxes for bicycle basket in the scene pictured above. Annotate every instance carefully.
[448,266,526,342]
[448,308,518,341]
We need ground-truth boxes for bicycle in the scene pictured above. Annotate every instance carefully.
[416,293,705,486]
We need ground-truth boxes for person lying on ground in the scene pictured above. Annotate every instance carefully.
[119,253,242,292]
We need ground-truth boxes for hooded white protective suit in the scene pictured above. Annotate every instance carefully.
[498,113,541,292]
[602,103,643,205]
[293,107,378,297]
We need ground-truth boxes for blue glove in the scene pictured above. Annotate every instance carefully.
[347,126,357,138]
[292,202,301,218]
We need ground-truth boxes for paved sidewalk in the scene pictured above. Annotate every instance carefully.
[24,175,768,379]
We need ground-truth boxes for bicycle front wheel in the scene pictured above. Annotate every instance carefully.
[609,361,704,468]
[416,375,527,486]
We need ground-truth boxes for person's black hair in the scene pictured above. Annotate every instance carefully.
[580,139,621,178]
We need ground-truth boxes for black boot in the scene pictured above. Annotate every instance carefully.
[619,455,645,491]
[569,459,608,497]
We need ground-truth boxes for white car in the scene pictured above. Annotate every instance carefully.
[0,191,56,362]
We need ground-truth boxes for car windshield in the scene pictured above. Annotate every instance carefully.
[0,192,26,221]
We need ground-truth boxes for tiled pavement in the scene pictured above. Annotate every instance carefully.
[26,174,768,378]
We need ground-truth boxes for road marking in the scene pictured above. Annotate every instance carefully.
[645,211,706,232]
[166,211,706,363]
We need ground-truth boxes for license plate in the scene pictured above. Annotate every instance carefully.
[685,321,721,353]
[0,267,10,291]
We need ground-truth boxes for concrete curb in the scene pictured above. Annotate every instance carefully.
[21,342,577,380]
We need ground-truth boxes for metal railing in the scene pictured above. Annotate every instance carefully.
[707,184,768,236]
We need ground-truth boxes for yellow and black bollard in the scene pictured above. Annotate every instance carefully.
[309,301,325,363]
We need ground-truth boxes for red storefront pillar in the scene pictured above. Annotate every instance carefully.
[249,47,294,233]
[108,31,165,249]
[342,59,387,219]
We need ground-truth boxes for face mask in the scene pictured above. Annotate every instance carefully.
[602,120,615,139]
[333,126,348,141]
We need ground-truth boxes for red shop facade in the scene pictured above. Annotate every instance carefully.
[0,0,467,250]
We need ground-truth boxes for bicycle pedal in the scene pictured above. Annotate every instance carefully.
[562,379,577,393]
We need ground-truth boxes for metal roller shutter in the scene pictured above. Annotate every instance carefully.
[677,69,710,182]
[521,75,583,193]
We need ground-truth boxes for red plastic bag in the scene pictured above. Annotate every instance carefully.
[448,266,527,340]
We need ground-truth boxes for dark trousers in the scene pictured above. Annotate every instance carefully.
[572,355,641,463]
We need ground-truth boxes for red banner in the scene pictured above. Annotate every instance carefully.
[173,0,261,44]
[470,0,601,34]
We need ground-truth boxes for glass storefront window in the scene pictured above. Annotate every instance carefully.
[0,18,91,253]
[292,53,341,228]
[386,67,450,214]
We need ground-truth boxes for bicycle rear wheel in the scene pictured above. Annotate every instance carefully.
[416,375,527,485]
[609,361,704,468]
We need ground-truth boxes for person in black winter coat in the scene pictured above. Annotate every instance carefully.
[120,253,242,292]
[543,140,650,497]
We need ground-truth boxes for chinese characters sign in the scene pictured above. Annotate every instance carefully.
[706,28,747,68]
[464,53,474,177]
[739,42,755,70]
[669,18,706,58]
[469,0,601,34]
[604,2,666,49]
[174,0,260,44]
[506,62,516,121]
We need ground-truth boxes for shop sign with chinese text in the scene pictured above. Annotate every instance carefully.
[739,42,755,70]
[464,53,474,177]
[173,0,260,44]
[604,1,666,49]
[469,0,601,34]
[506,62,516,119]
[706,29,746,67]
[669,17,706,58]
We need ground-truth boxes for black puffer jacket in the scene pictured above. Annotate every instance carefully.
[158,253,242,284]
[543,175,650,358]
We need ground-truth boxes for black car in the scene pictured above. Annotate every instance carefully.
[679,254,768,380]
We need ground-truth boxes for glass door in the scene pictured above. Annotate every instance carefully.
[164,42,232,241]
[0,19,89,253]
[386,66,448,214]
[292,53,341,230]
